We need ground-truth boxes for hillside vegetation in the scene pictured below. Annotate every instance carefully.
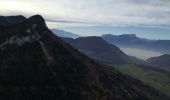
[115,64,170,96]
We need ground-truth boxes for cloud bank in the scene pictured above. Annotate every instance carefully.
[0,0,170,28]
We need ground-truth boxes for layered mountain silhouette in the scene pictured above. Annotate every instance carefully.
[63,37,149,65]
[147,54,170,71]
[102,34,170,54]
[0,15,169,100]
[52,29,79,38]
[63,36,129,64]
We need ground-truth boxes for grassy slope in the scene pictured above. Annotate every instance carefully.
[114,64,170,96]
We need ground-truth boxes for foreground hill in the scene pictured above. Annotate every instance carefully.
[102,34,170,54]
[147,54,170,71]
[0,15,169,100]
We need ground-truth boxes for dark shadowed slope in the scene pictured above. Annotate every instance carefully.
[0,15,169,100]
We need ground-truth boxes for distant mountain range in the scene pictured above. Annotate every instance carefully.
[63,36,129,64]
[52,29,79,38]
[1,15,169,99]
[50,29,170,70]
[50,30,170,55]
[102,34,170,54]
[63,36,149,65]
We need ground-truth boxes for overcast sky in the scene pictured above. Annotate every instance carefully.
[0,0,170,39]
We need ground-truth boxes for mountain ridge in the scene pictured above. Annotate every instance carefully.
[63,36,150,66]
[52,29,79,38]
[63,36,129,64]
[0,15,26,27]
[0,15,169,100]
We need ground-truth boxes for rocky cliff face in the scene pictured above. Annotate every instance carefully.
[0,15,169,100]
